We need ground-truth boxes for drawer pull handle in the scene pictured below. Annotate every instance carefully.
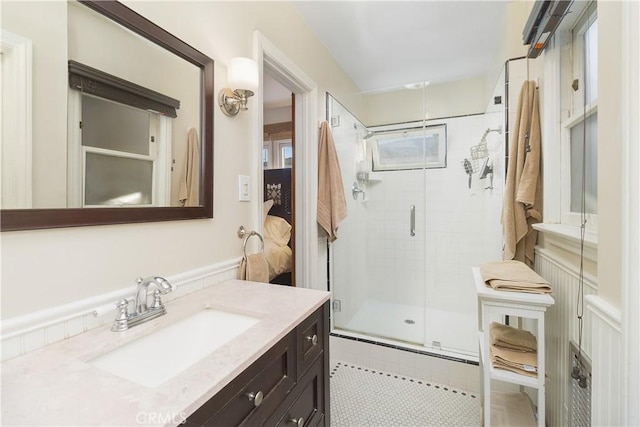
[289,416,304,427]
[246,390,263,407]
[306,334,318,346]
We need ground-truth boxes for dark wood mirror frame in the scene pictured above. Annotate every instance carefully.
[1,0,214,232]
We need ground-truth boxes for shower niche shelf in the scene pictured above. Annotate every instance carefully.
[473,267,554,427]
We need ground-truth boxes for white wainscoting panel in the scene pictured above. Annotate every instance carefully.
[585,295,623,426]
[0,258,241,362]
[535,248,597,427]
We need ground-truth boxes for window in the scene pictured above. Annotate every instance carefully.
[263,138,292,169]
[370,124,446,171]
[279,142,293,168]
[561,4,598,229]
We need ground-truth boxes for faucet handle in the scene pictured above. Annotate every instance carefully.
[150,289,165,310]
[111,299,130,332]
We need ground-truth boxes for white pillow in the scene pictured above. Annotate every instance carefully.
[263,199,274,223]
[263,215,291,247]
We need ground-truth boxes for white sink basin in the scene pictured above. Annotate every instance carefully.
[89,308,261,387]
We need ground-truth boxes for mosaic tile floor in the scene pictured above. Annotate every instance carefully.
[330,361,481,427]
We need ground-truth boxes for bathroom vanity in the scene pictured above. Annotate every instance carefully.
[1,280,330,426]
[184,302,328,426]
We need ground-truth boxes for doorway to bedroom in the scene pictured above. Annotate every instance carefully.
[262,72,295,286]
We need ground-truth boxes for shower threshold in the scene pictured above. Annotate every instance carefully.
[330,328,479,366]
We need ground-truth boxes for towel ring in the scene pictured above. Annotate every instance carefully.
[242,231,264,259]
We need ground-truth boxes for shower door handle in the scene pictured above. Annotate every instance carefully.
[410,205,415,237]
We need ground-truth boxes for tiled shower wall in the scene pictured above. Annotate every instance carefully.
[365,113,505,354]
[329,77,505,355]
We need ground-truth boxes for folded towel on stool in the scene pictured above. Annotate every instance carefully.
[239,253,269,283]
[479,260,552,294]
[490,345,538,378]
[490,322,537,352]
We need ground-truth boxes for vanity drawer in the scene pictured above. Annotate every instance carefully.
[185,331,296,426]
[272,359,325,427]
[296,304,327,379]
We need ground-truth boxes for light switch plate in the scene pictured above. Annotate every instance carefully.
[238,175,250,201]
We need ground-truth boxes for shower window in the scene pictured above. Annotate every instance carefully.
[371,124,446,171]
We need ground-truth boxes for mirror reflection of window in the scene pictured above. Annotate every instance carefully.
[69,93,172,207]
[85,153,153,205]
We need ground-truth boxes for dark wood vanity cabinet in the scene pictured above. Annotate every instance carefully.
[185,302,329,427]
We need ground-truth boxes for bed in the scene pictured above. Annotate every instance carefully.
[263,168,293,285]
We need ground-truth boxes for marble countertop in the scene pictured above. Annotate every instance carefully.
[1,280,330,426]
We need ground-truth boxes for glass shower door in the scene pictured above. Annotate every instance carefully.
[329,94,427,346]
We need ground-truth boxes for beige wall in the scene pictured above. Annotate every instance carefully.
[0,1,361,319]
[264,106,292,125]
[596,1,622,307]
[485,1,533,102]
[363,76,487,126]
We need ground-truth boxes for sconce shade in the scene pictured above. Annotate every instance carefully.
[228,57,259,92]
[218,57,259,117]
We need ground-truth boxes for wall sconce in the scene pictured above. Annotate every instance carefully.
[218,57,259,117]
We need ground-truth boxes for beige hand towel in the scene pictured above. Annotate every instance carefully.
[490,322,537,352]
[490,345,538,378]
[178,128,200,207]
[239,254,269,283]
[480,260,552,294]
[490,392,536,427]
[317,121,347,242]
[502,80,542,268]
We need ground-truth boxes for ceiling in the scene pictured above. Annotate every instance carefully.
[292,1,508,93]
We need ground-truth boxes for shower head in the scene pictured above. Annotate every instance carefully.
[363,131,375,140]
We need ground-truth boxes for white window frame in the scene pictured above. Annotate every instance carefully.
[68,90,171,207]
[560,4,598,232]
[369,123,447,171]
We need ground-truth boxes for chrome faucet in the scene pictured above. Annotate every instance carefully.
[112,276,173,332]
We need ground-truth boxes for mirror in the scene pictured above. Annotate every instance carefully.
[0,0,214,231]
